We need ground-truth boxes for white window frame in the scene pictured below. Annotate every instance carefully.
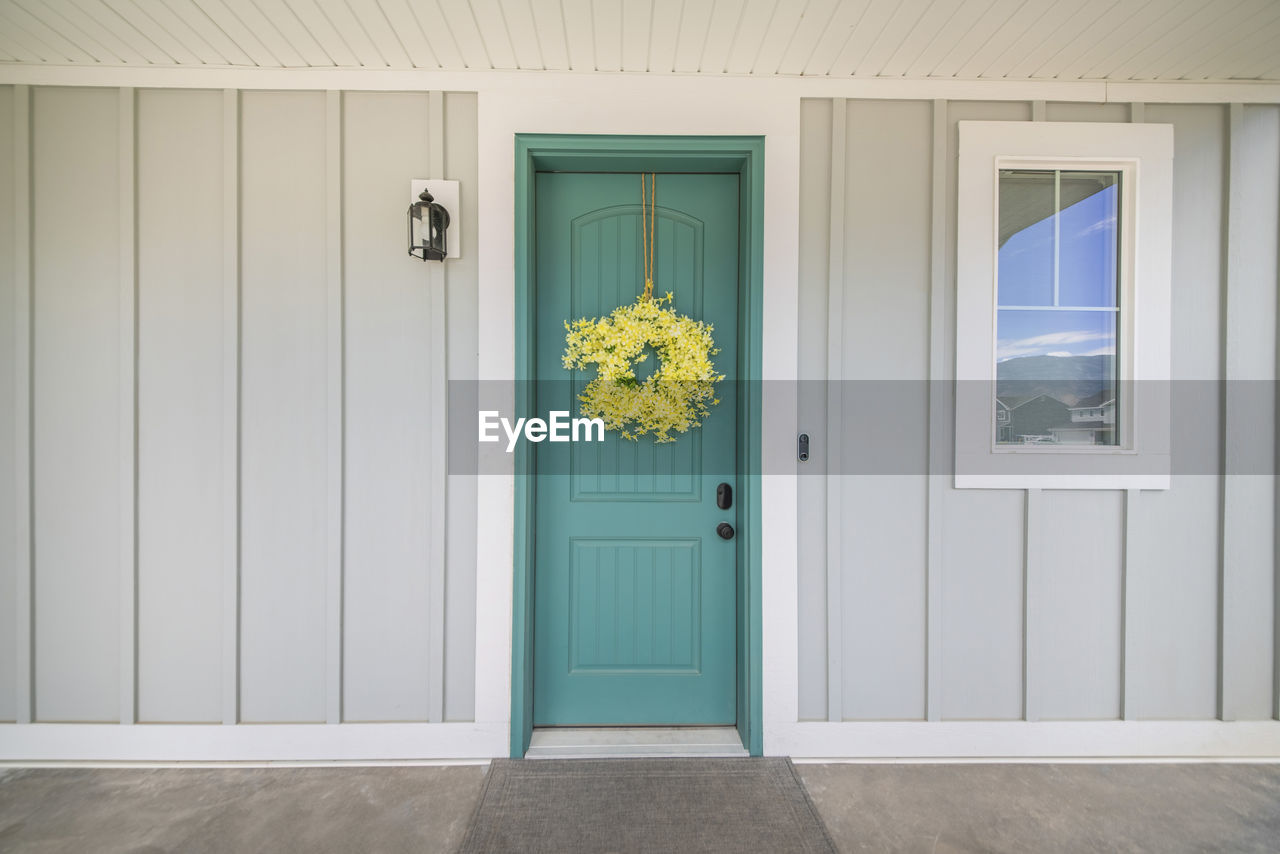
[955,121,1174,490]
[990,158,1135,453]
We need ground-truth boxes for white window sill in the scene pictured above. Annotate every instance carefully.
[954,473,1170,490]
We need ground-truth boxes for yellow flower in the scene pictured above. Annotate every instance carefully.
[563,293,722,442]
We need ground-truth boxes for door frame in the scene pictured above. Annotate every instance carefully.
[511,134,765,758]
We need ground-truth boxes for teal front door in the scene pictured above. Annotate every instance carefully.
[532,171,739,726]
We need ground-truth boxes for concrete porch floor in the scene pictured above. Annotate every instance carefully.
[0,762,1278,853]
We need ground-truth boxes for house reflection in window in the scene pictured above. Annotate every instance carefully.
[995,170,1120,446]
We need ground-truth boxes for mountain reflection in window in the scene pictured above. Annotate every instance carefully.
[996,170,1120,446]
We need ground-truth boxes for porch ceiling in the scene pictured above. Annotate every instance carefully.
[0,0,1276,82]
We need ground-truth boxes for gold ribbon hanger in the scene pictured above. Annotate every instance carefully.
[641,173,656,300]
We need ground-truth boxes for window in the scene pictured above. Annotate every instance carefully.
[996,167,1123,448]
[955,121,1174,490]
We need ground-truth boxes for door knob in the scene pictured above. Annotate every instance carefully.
[716,522,735,540]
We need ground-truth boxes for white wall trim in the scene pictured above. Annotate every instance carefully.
[3,721,1276,763]
[0,68,1094,98]
[471,69,803,744]
[768,721,1280,759]
[953,474,1172,491]
[1,65,1278,104]
[0,723,506,762]
[1107,81,1280,104]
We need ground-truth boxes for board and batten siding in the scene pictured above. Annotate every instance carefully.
[0,85,478,725]
[798,98,1279,724]
[2,79,1278,756]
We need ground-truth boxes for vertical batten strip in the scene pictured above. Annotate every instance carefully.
[324,90,344,725]
[221,89,239,726]
[13,85,32,725]
[1122,487,1138,719]
[1031,100,1046,122]
[426,90,448,723]
[926,98,946,722]
[1122,104,1144,723]
[1023,488,1042,721]
[825,97,846,723]
[1218,102,1244,722]
[118,87,137,725]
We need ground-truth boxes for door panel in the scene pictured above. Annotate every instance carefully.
[533,171,739,725]
[568,539,700,672]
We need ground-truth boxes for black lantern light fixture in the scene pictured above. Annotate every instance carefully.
[408,187,450,261]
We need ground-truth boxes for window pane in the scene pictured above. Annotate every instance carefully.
[1058,172,1119,307]
[995,309,1117,446]
[998,170,1055,306]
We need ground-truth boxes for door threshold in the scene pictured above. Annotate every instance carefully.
[526,727,748,759]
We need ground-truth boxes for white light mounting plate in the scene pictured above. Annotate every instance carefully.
[410,179,461,260]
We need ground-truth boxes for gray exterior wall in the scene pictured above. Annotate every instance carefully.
[798,98,1279,723]
[1,83,1277,740]
[0,86,478,724]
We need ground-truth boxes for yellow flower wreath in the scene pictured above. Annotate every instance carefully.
[562,292,723,442]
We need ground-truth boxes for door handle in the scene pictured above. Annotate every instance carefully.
[716,522,735,540]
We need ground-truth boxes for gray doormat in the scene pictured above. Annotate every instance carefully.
[457,757,838,854]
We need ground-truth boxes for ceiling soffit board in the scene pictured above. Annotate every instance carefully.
[0,0,1277,82]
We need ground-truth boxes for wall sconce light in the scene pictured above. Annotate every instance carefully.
[408,187,451,261]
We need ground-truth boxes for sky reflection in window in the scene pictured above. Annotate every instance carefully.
[995,170,1120,446]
